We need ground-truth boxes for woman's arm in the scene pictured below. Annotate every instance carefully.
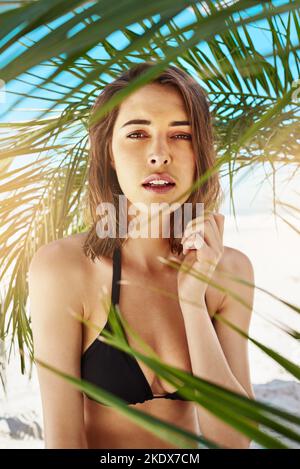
[28,241,88,449]
[180,248,256,449]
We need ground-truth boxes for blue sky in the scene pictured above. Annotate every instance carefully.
[0,1,298,216]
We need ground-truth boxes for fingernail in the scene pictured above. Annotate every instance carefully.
[185,240,194,248]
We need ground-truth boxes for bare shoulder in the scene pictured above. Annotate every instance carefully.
[217,246,254,279]
[208,246,254,314]
[28,233,94,310]
[29,232,89,276]
[28,232,111,322]
[28,232,94,332]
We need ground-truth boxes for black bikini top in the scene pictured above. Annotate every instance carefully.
[81,246,191,406]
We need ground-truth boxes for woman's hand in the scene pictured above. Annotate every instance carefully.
[177,211,225,309]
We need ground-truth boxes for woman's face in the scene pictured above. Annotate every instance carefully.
[111,83,196,211]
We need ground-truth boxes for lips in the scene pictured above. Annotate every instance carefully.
[142,183,175,194]
[141,172,176,185]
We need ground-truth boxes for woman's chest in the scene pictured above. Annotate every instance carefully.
[84,260,222,395]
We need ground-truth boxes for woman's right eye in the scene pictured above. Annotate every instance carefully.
[127,132,144,139]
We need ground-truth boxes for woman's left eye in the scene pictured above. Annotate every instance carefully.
[174,134,192,140]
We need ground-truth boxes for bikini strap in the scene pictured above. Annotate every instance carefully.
[111,246,121,306]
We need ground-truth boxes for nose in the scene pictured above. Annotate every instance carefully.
[148,155,170,167]
[147,149,171,167]
[146,132,172,168]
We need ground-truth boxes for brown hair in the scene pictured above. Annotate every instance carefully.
[83,60,223,261]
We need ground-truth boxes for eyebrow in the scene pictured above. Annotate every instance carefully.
[120,119,191,128]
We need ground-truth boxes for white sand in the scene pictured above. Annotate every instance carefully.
[1,213,299,449]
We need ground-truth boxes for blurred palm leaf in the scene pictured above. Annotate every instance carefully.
[33,297,300,448]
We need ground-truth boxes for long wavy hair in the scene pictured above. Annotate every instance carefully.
[83,61,223,261]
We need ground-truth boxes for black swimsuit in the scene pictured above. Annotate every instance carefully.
[81,246,191,406]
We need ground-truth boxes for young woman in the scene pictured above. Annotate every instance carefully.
[28,61,255,449]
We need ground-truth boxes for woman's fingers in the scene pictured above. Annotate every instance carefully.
[181,218,204,245]
[182,232,204,254]
[181,212,224,247]
[182,220,219,254]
